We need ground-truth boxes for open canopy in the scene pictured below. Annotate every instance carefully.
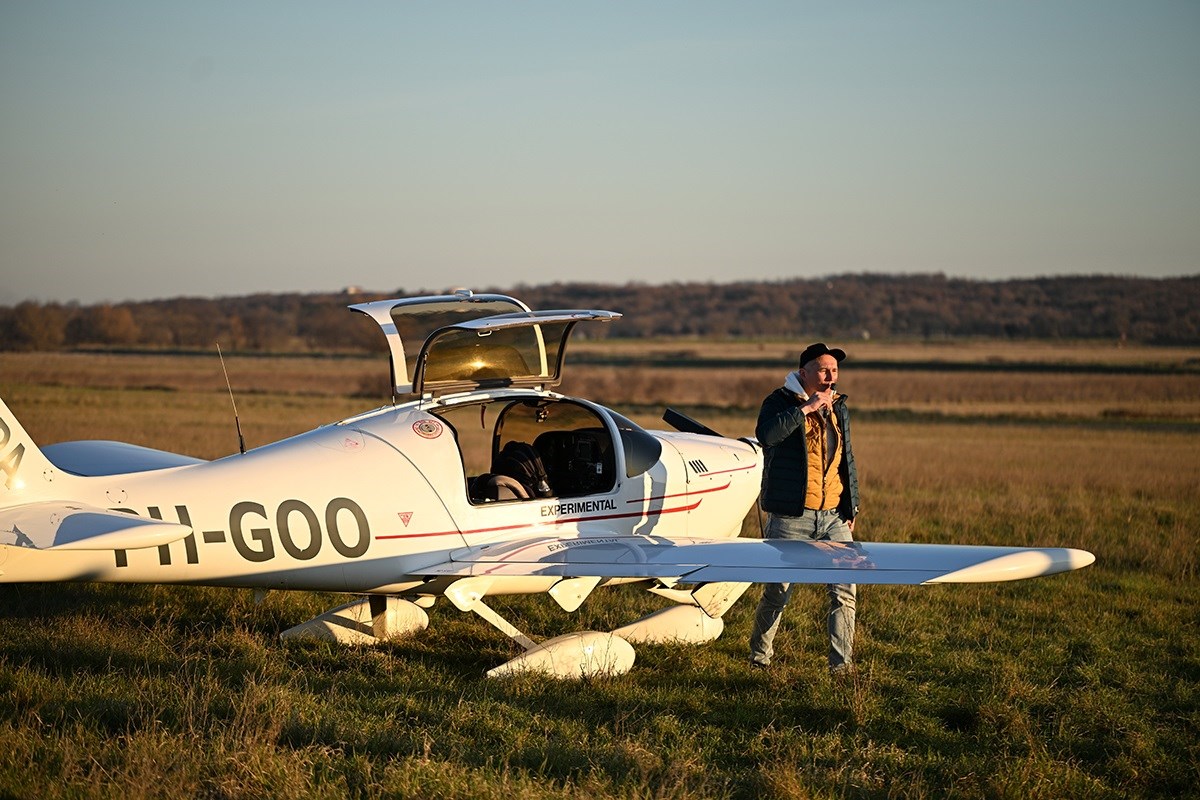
[350,291,620,396]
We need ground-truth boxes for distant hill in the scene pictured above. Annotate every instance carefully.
[2,274,1197,351]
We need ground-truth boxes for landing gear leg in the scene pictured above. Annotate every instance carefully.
[444,577,635,679]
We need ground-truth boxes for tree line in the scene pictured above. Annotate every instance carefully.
[2,274,1197,352]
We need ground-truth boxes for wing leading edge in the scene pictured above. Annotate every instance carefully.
[416,535,1095,585]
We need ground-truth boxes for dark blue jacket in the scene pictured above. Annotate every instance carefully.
[756,387,860,519]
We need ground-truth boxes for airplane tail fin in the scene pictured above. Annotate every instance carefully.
[0,395,59,505]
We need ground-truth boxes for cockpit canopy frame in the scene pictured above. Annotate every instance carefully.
[350,290,620,397]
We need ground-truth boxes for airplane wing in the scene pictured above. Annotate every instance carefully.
[416,534,1095,585]
[0,502,192,551]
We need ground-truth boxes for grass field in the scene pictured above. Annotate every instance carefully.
[0,346,1197,799]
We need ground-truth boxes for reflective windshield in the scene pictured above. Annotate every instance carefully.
[418,319,573,391]
[604,408,664,478]
[391,298,525,385]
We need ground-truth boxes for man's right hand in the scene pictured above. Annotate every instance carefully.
[803,390,835,415]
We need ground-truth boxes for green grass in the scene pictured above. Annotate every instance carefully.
[1,562,1195,799]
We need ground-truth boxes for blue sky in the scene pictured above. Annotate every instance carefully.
[2,1,1197,304]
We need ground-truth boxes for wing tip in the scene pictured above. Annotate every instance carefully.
[926,547,1096,584]
[1,503,193,552]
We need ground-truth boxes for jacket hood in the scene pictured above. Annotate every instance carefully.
[783,370,806,396]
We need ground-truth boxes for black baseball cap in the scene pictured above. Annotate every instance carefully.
[798,342,846,368]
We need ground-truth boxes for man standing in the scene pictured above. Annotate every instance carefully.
[749,343,860,675]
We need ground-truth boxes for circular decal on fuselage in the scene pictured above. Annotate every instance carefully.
[412,419,443,439]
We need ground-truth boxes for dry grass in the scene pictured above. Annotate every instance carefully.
[572,338,1200,369]
[4,384,366,460]
[856,421,1198,579]
[0,351,382,396]
[561,366,1200,423]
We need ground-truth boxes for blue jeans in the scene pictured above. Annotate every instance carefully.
[749,509,856,670]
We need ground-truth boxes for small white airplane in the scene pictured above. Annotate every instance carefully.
[0,291,1094,678]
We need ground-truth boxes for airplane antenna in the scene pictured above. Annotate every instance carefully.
[216,343,247,455]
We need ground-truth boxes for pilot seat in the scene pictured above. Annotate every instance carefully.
[470,441,553,502]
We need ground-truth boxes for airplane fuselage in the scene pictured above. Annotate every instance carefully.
[0,394,761,595]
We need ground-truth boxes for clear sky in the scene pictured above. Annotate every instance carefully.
[2,1,1198,305]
